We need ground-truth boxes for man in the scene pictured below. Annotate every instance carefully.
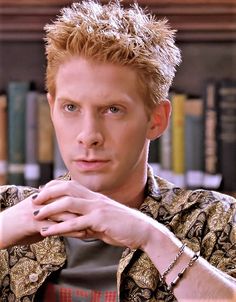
[0,1,235,301]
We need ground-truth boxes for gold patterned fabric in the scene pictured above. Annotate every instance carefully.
[0,169,235,301]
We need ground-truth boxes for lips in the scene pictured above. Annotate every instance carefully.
[74,159,110,171]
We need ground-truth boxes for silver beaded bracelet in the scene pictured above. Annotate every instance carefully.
[160,243,187,283]
[167,251,200,293]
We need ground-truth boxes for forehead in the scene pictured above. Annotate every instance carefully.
[55,57,147,105]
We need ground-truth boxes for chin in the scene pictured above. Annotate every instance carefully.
[84,182,109,193]
[71,174,108,192]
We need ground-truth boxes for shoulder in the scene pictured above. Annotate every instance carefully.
[146,166,235,219]
[154,175,235,211]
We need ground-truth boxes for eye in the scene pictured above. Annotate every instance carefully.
[108,106,120,114]
[64,104,77,112]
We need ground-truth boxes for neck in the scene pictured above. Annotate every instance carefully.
[102,169,147,209]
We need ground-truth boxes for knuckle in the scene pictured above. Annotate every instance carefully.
[94,206,107,217]
[66,196,75,208]
[44,179,57,187]
[69,218,79,229]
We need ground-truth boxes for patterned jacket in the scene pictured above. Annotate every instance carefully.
[0,169,235,301]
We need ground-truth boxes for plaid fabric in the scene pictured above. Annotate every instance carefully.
[43,283,117,302]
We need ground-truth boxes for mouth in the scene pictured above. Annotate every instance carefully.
[74,159,110,172]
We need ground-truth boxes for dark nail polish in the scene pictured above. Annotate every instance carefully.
[41,227,49,232]
[33,210,40,216]
[32,194,38,200]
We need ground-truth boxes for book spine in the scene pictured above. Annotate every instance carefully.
[0,94,8,185]
[203,81,222,189]
[184,97,204,188]
[148,139,161,176]
[24,85,40,187]
[159,91,174,182]
[7,81,29,185]
[160,121,172,182]
[218,80,236,192]
[171,92,186,187]
[37,93,54,185]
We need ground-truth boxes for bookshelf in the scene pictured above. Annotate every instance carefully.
[0,0,235,92]
[0,0,236,191]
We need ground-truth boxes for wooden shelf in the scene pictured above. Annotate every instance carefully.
[0,0,236,41]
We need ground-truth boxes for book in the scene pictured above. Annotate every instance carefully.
[7,81,30,185]
[160,124,172,182]
[171,92,187,187]
[203,80,222,189]
[0,93,8,185]
[184,97,204,188]
[148,139,161,176]
[159,92,173,182]
[218,79,236,192]
[37,93,54,185]
[24,82,40,187]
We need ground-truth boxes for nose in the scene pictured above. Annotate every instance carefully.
[76,113,104,148]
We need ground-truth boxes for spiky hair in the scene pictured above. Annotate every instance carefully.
[44,0,181,107]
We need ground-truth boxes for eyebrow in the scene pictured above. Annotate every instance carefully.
[56,97,76,103]
[56,96,134,106]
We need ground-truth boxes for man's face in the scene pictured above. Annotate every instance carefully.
[49,57,155,196]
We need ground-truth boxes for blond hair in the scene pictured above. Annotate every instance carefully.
[44,0,181,108]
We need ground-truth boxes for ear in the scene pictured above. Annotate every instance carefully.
[146,99,171,140]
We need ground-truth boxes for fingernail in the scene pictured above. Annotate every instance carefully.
[33,210,40,216]
[41,227,49,232]
[38,185,45,190]
[32,194,38,200]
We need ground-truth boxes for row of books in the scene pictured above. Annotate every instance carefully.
[0,81,67,187]
[148,79,236,192]
[1,79,236,192]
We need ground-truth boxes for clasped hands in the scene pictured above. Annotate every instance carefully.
[0,179,168,251]
[32,179,154,249]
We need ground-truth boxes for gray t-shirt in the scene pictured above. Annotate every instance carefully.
[36,237,124,302]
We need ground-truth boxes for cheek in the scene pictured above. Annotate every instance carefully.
[114,122,149,152]
[53,115,74,138]
[54,121,74,153]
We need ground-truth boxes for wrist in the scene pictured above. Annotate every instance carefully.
[140,218,177,254]
[0,210,11,249]
[140,219,194,277]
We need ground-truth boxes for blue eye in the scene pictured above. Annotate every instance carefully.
[65,104,77,112]
[109,106,120,113]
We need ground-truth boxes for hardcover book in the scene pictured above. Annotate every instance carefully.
[159,92,173,183]
[171,92,186,187]
[8,81,30,185]
[203,80,222,190]
[148,139,161,176]
[0,93,8,185]
[24,83,40,187]
[218,79,236,192]
[37,93,54,185]
[185,97,204,188]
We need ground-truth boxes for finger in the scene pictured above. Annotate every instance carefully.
[40,179,66,189]
[32,180,69,205]
[34,219,59,233]
[56,231,88,238]
[33,197,90,220]
[54,228,96,239]
[40,215,91,236]
[49,212,78,222]
[32,180,96,205]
